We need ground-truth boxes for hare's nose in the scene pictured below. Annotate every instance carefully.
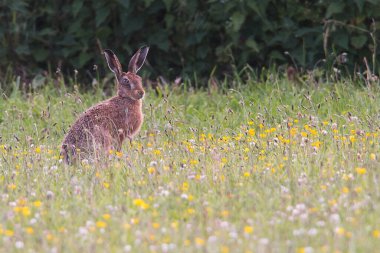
[137,90,145,99]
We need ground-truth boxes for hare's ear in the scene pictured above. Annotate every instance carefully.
[128,46,149,73]
[104,49,122,77]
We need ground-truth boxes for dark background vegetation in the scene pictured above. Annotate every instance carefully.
[0,0,380,87]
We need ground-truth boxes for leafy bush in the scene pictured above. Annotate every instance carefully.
[0,0,379,86]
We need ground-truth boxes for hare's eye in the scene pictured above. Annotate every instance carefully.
[121,77,130,86]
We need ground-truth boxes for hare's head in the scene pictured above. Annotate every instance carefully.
[104,47,149,100]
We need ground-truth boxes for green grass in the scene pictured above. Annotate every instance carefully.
[0,76,379,252]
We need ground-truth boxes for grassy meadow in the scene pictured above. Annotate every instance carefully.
[0,75,379,252]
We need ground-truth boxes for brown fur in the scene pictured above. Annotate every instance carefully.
[61,47,149,164]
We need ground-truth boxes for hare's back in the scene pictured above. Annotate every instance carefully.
[64,102,119,138]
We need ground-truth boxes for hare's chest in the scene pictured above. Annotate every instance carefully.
[122,106,143,137]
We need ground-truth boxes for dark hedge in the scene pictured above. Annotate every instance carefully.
[1,0,379,85]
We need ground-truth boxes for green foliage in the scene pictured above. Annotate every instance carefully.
[0,0,380,85]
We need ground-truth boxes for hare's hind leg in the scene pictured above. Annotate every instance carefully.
[93,125,117,161]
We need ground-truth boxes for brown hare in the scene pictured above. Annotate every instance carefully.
[61,46,149,164]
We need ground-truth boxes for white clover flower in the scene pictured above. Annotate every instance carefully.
[15,241,24,249]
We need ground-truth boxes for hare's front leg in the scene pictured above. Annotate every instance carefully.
[117,128,135,150]
[61,144,76,165]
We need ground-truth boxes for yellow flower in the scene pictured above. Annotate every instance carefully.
[96,221,107,228]
[195,237,205,246]
[279,136,290,144]
[190,159,199,165]
[103,182,110,189]
[221,246,230,253]
[22,207,31,217]
[370,153,376,160]
[25,227,34,234]
[247,129,256,136]
[335,227,345,236]
[297,248,306,253]
[309,129,318,136]
[147,167,156,174]
[33,201,42,208]
[133,198,149,210]
[243,172,251,177]
[35,147,41,153]
[311,141,322,148]
[7,184,16,190]
[115,151,123,158]
[102,214,111,220]
[182,182,189,192]
[244,226,254,234]
[221,210,229,218]
[187,208,195,215]
[152,223,160,229]
[153,149,161,155]
[341,187,349,194]
[171,221,178,229]
[355,167,367,175]
[373,230,380,238]
[131,218,139,224]
[342,174,351,181]
[290,127,298,136]
[308,207,318,213]
[259,133,267,138]
[328,199,337,206]
[15,199,27,208]
[234,133,243,141]
[4,229,14,237]
[46,233,54,241]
